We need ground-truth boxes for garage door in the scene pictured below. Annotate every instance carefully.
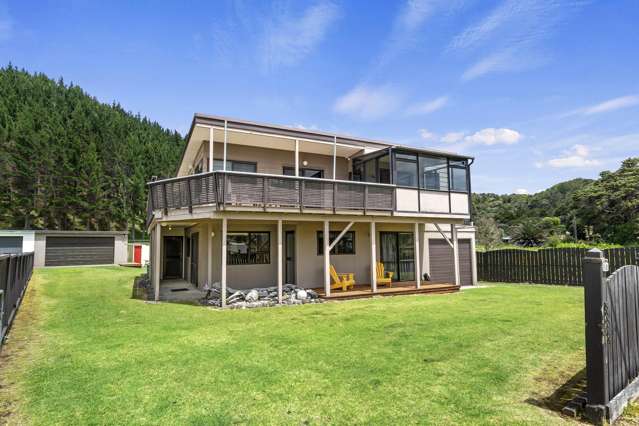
[0,236,22,254]
[45,237,115,266]
[428,239,473,286]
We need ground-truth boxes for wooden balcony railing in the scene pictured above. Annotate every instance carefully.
[148,171,395,214]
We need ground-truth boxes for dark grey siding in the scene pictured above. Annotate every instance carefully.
[428,239,473,286]
[0,236,23,254]
[44,236,115,266]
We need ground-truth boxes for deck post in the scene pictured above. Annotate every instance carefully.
[414,222,421,288]
[207,222,213,286]
[470,233,477,285]
[323,220,330,297]
[208,127,214,172]
[452,224,460,286]
[332,136,337,180]
[223,120,228,171]
[153,224,161,301]
[422,223,430,277]
[370,221,377,292]
[277,219,283,304]
[295,139,299,177]
[221,217,228,307]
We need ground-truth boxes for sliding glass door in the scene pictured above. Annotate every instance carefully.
[380,232,415,281]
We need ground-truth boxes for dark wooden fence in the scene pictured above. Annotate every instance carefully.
[477,247,639,285]
[584,249,639,424]
[0,253,34,346]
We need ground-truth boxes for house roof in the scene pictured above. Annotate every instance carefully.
[177,113,474,175]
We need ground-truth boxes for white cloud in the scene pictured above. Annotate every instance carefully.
[333,85,403,120]
[440,128,522,145]
[461,48,546,81]
[537,144,601,168]
[514,188,529,195]
[406,96,448,115]
[419,129,436,141]
[397,0,438,32]
[464,128,522,145]
[440,132,465,143]
[260,1,340,70]
[563,95,639,117]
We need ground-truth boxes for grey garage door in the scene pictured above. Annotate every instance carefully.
[45,236,115,266]
[0,236,23,254]
[428,239,473,286]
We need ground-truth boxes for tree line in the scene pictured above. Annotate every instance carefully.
[0,65,184,235]
[473,158,639,248]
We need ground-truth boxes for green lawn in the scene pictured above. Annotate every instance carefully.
[1,267,590,425]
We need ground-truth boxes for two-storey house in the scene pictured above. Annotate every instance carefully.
[146,114,476,305]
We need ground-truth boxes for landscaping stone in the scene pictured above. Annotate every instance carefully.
[201,283,323,309]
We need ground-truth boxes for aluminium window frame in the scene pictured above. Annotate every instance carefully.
[226,231,271,265]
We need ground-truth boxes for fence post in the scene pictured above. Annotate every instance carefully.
[583,248,609,422]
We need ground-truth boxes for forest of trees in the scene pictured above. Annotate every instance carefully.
[473,158,639,247]
[0,65,184,235]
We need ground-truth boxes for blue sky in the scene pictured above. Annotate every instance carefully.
[1,0,638,194]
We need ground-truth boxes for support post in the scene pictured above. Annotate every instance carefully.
[153,224,161,301]
[277,219,283,304]
[470,234,477,285]
[583,249,609,418]
[323,220,330,297]
[207,222,213,287]
[209,127,214,172]
[221,217,228,307]
[452,224,460,286]
[295,139,299,177]
[414,222,421,288]
[422,223,430,278]
[333,136,337,180]
[370,221,377,292]
[223,120,228,171]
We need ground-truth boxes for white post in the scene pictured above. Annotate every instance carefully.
[414,222,421,288]
[223,120,228,171]
[221,217,228,306]
[323,220,330,297]
[333,136,337,180]
[370,221,377,292]
[153,224,161,301]
[452,224,460,286]
[470,233,478,285]
[423,224,431,278]
[208,128,214,172]
[207,222,213,287]
[277,219,283,304]
[295,139,299,177]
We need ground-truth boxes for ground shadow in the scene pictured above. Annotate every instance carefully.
[525,368,587,414]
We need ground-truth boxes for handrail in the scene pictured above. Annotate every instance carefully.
[147,170,396,189]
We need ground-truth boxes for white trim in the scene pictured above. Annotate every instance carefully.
[277,219,283,304]
[470,235,477,285]
[414,222,421,288]
[328,221,354,251]
[295,139,299,177]
[207,222,213,286]
[221,217,227,307]
[223,120,228,171]
[323,220,330,297]
[208,128,214,172]
[452,224,460,286]
[332,135,337,180]
[153,224,161,301]
[370,221,377,292]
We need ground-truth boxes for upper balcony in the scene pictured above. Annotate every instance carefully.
[146,113,473,224]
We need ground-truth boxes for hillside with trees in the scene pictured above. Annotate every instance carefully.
[0,65,184,234]
[473,158,639,247]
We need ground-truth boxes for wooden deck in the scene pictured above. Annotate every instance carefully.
[313,282,459,300]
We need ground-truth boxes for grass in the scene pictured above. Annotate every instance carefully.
[0,267,595,424]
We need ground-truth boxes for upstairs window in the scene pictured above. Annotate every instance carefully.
[213,159,257,173]
[316,231,355,255]
[227,232,270,265]
[449,160,468,192]
[419,156,448,191]
[395,152,418,187]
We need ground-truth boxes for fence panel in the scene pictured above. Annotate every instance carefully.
[0,252,34,346]
[477,247,638,285]
[584,249,639,423]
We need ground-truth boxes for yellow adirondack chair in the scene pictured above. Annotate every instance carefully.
[376,262,394,287]
[330,265,355,291]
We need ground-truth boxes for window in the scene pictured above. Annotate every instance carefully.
[364,159,377,183]
[213,159,257,173]
[449,160,468,192]
[395,152,418,187]
[378,154,390,183]
[227,232,270,265]
[419,156,448,191]
[283,167,324,178]
[316,231,355,255]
